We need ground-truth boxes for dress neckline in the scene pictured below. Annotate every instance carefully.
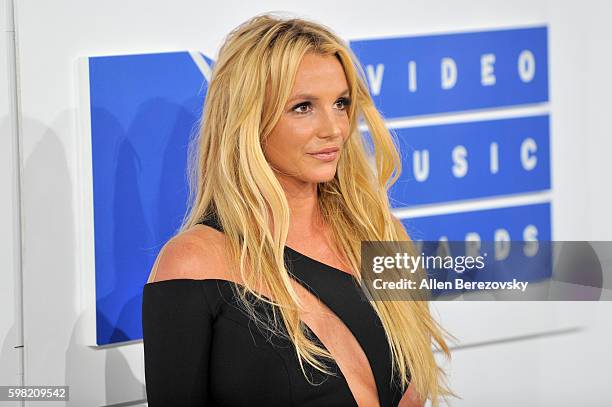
[197,212,355,279]
[283,245,354,279]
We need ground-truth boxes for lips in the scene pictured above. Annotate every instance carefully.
[310,146,340,155]
[308,147,340,162]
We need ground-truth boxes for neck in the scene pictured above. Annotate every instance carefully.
[275,174,323,240]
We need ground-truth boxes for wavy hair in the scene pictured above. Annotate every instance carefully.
[180,13,452,405]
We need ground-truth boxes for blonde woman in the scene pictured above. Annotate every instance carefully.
[143,13,451,407]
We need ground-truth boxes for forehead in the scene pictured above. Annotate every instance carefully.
[290,53,348,95]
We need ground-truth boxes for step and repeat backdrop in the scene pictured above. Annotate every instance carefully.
[79,26,550,345]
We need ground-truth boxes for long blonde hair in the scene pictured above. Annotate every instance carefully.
[181,13,452,405]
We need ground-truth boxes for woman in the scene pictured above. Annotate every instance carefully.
[143,13,451,407]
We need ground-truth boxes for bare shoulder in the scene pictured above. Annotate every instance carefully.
[146,224,231,284]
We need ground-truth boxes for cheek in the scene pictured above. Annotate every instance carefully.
[341,120,350,140]
[264,129,309,169]
[335,119,351,147]
[266,123,312,156]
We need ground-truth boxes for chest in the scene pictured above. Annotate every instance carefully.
[290,279,381,407]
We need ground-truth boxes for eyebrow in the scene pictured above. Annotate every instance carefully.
[287,89,350,104]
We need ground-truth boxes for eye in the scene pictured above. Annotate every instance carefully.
[292,102,312,115]
[335,97,352,111]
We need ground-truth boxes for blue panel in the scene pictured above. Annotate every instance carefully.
[402,203,553,295]
[388,115,551,206]
[89,51,208,345]
[350,27,548,118]
[402,202,551,241]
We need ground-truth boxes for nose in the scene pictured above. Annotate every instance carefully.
[317,107,343,139]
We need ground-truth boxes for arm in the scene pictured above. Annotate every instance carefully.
[142,230,224,406]
[142,279,213,406]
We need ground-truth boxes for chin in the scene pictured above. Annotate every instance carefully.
[291,163,339,184]
[308,170,337,183]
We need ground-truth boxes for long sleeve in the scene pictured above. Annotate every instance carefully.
[142,280,213,406]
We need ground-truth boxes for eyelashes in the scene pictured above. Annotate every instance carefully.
[336,97,352,110]
[292,97,352,114]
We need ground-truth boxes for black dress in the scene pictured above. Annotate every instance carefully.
[142,215,406,406]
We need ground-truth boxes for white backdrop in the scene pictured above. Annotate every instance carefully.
[2,0,611,405]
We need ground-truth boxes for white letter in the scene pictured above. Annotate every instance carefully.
[518,50,536,83]
[523,224,539,257]
[373,256,384,273]
[490,142,499,174]
[481,53,496,86]
[452,145,468,178]
[494,228,511,260]
[408,61,417,92]
[441,57,457,90]
[366,64,384,96]
[413,150,429,182]
[521,138,537,171]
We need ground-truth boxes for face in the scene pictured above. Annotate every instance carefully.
[263,52,351,189]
